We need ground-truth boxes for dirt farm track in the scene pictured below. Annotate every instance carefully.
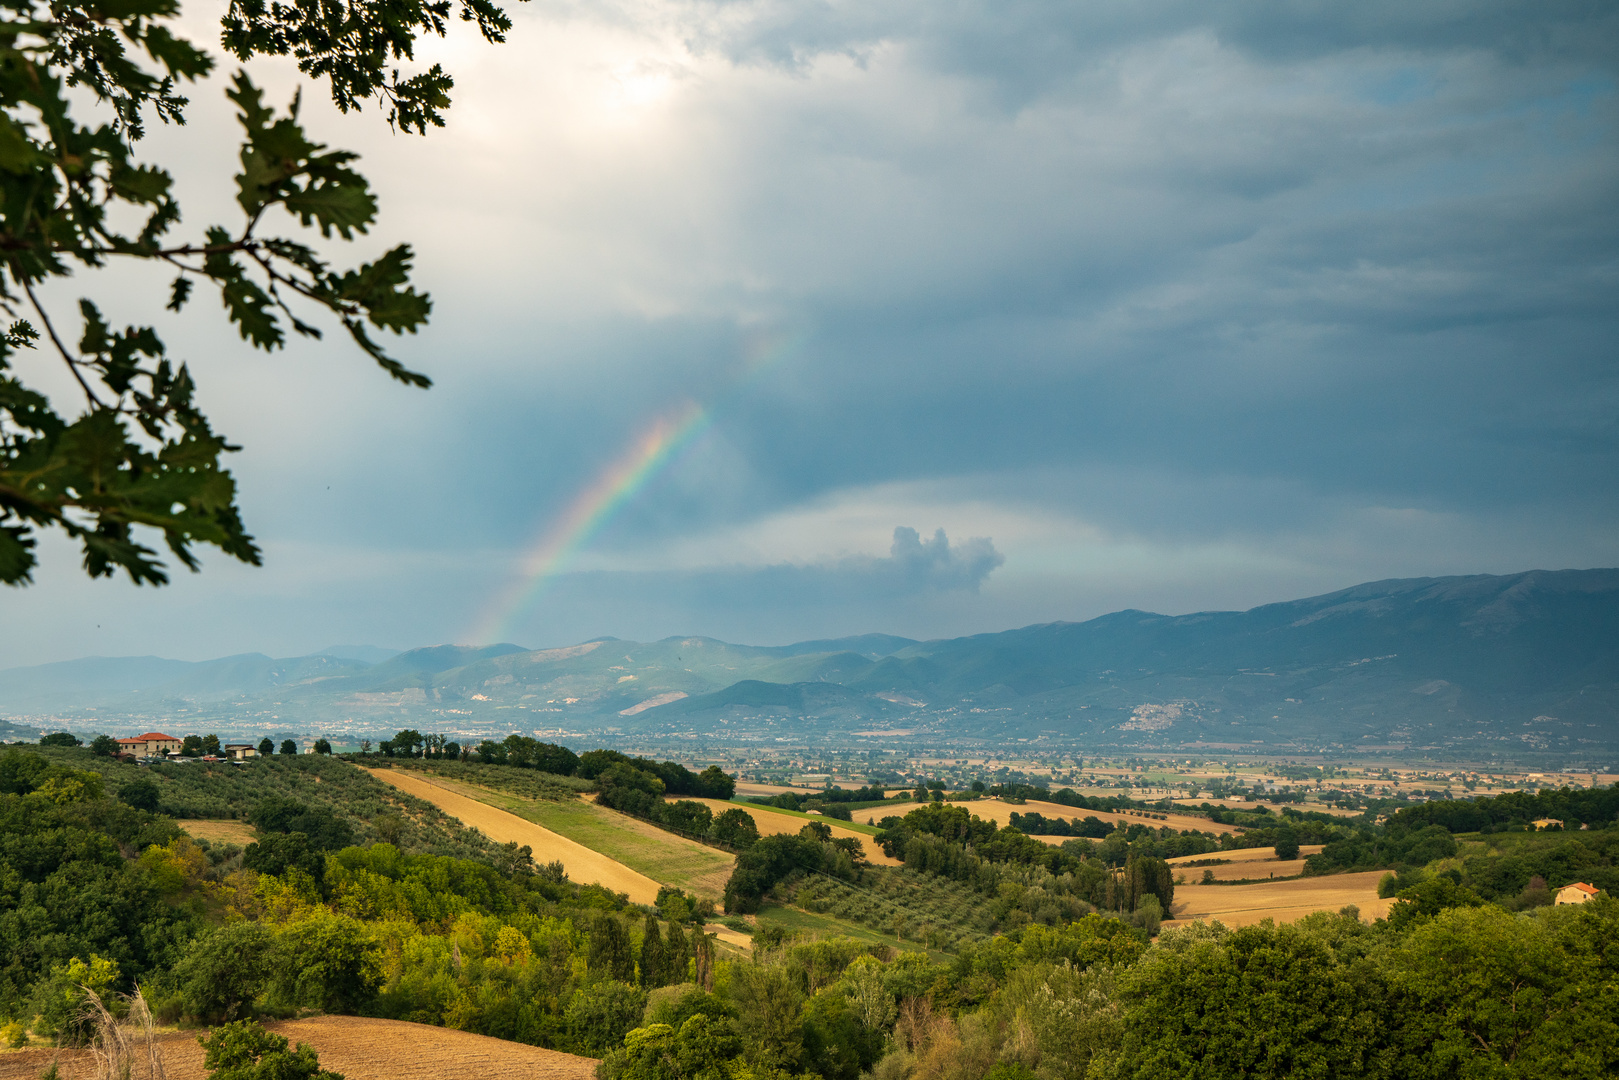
[0,1016,598,1080]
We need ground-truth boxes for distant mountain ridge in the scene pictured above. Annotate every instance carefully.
[3,570,1616,757]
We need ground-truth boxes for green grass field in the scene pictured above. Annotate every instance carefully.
[420,776,736,898]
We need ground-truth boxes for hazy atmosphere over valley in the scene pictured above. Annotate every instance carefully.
[4,0,1617,666]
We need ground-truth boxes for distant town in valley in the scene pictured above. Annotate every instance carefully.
[6,570,1615,773]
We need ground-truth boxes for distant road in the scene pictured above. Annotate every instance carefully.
[366,768,661,904]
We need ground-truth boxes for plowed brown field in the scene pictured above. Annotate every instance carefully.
[366,768,661,903]
[1166,870,1393,928]
[0,1016,597,1080]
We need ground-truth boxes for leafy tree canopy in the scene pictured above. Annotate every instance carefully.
[0,0,518,587]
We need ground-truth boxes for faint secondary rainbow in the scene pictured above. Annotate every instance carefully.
[468,400,713,646]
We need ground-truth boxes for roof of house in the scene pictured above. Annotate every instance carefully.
[1563,882,1600,895]
[119,732,181,743]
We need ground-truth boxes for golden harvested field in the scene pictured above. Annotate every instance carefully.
[366,768,662,904]
[1166,870,1393,928]
[688,799,902,866]
[1167,845,1324,864]
[948,798,1238,838]
[176,819,257,846]
[0,1016,597,1080]
[512,792,733,899]
[1173,798,1362,817]
[1167,845,1325,881]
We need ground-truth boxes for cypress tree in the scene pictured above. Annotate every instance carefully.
[640,914,667,988]
[588,914,635,983]
[665,922,691,983]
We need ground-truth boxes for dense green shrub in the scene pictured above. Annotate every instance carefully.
[198,1020,342,1080]
[174,922,275,1023]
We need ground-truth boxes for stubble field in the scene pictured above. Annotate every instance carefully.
[1166,870,1393,927]
[0,1016,597,1080]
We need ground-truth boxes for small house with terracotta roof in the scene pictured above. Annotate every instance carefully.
[116,732,182,760]
[1555,882,1600,906]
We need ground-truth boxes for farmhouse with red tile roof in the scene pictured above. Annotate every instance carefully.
[1555,882,1600,906]
[116,732,182,760]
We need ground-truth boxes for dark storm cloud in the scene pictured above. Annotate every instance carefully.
[651,0,1619,110]
[2,0,1614,666]
[416,0,1618,598]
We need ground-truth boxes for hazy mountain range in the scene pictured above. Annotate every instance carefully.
[3,571,1616,759]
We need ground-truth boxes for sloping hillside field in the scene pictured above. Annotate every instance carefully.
[366,768,663,903]
[1166,870,1394,928]
[0,1016,598,1080]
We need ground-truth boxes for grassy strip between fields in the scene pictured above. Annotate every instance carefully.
[735,799,883,835]
[754,903,946,959]
[413,774,736,899]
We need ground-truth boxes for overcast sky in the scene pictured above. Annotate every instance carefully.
[4,0,1617,666]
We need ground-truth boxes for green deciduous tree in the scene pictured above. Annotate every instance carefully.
[198,1019,343,1080]
[1386,875,1485,931]
[174,921,274,1022]
[390,730,424,758]
[599,1014,745,1080]
[565,979,648,1057]
[28,954,120,1046]
[0,0,517,587]
[120,775,162,812]
[269,910,383,1014]
[1105,920,1386,1080]
[1386,901,1619,1079]
[710,808,760,850]
[696,766,736,800]
[38,732,80,747]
